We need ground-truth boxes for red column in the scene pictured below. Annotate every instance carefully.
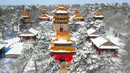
[96,49,100,55]
[20,36,23,42]
[114,50,118,56]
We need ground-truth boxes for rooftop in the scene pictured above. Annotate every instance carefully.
[19,28,38,36]
[74,13,84,18]
[22,12,30,17]
[52,4,70,13]
[39,13,50,19]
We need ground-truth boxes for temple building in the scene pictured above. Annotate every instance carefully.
[49,32,77,63]
[93,11,104,20]
[49,4,77,65]
[20,12,31,23]
[53,4,70,32]
[87,28,101,42]
[18,28,38,42]
[90,36,119,56]
[73,8,84,22]
[39,8,50,21]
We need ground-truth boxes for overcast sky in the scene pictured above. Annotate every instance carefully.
[0,0,130,5]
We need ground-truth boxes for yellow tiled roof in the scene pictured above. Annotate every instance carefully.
[49,46,76,52]
[53,20,70,22]
[53,16,70,18]
[22,12,30,17]
[53,4,69,13]
[42,8,47,11]
[40,14,50,18]
[94,11,102,16]
[74,13,84,18]
[24,19,31,22]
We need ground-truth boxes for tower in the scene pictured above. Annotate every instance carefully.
[39,8,50,21]
[75,8,80,13]
[42,7,47,14]
[21,12,31,23]
[49,4,77,64]
[53,4,70,32]
[73,8,84,22]
[93,11,104,20]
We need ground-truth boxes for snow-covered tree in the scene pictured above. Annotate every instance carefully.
[10,40,34,73]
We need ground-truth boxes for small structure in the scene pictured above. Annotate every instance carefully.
[90,36,119,56]
[93,11,104,20]
[39,13,50,21]
[42,7,47,13]
[73,13,84,22]
[18,28,38,41]
[87,28,100,42]
[75,8,80,13]
[39,8,50,21]
[73,8,84,22]
[20,12,31,23]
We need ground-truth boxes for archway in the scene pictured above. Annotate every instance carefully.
[60,57,66,63]
[60,28,63,32]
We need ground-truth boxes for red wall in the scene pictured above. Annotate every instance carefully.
[51,53,74,62]
[20,36,36,41]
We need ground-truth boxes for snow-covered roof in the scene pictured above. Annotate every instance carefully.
[100,46,119,49]
[95,20,103,22]
[22,16,30,18]
[55,10,69,13]
[53,38,73,44]
[90,36,108,47]
[87,28,97,35]
[87,28,100,37]
[49,50,75,53]
[74,22,85,25]
[39,14,50,19]
[73,13,84,19]
[90,21,95,24]
[29,28,38,36]
[4,37,20,48]
[19,34,35,36]
[106,35,123,47]
[93,15,104,18]
[19,28,38,37]
[39,17,49,19]
[5,42,23,58]
[91,36,119,49]
[52,4,70,13]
